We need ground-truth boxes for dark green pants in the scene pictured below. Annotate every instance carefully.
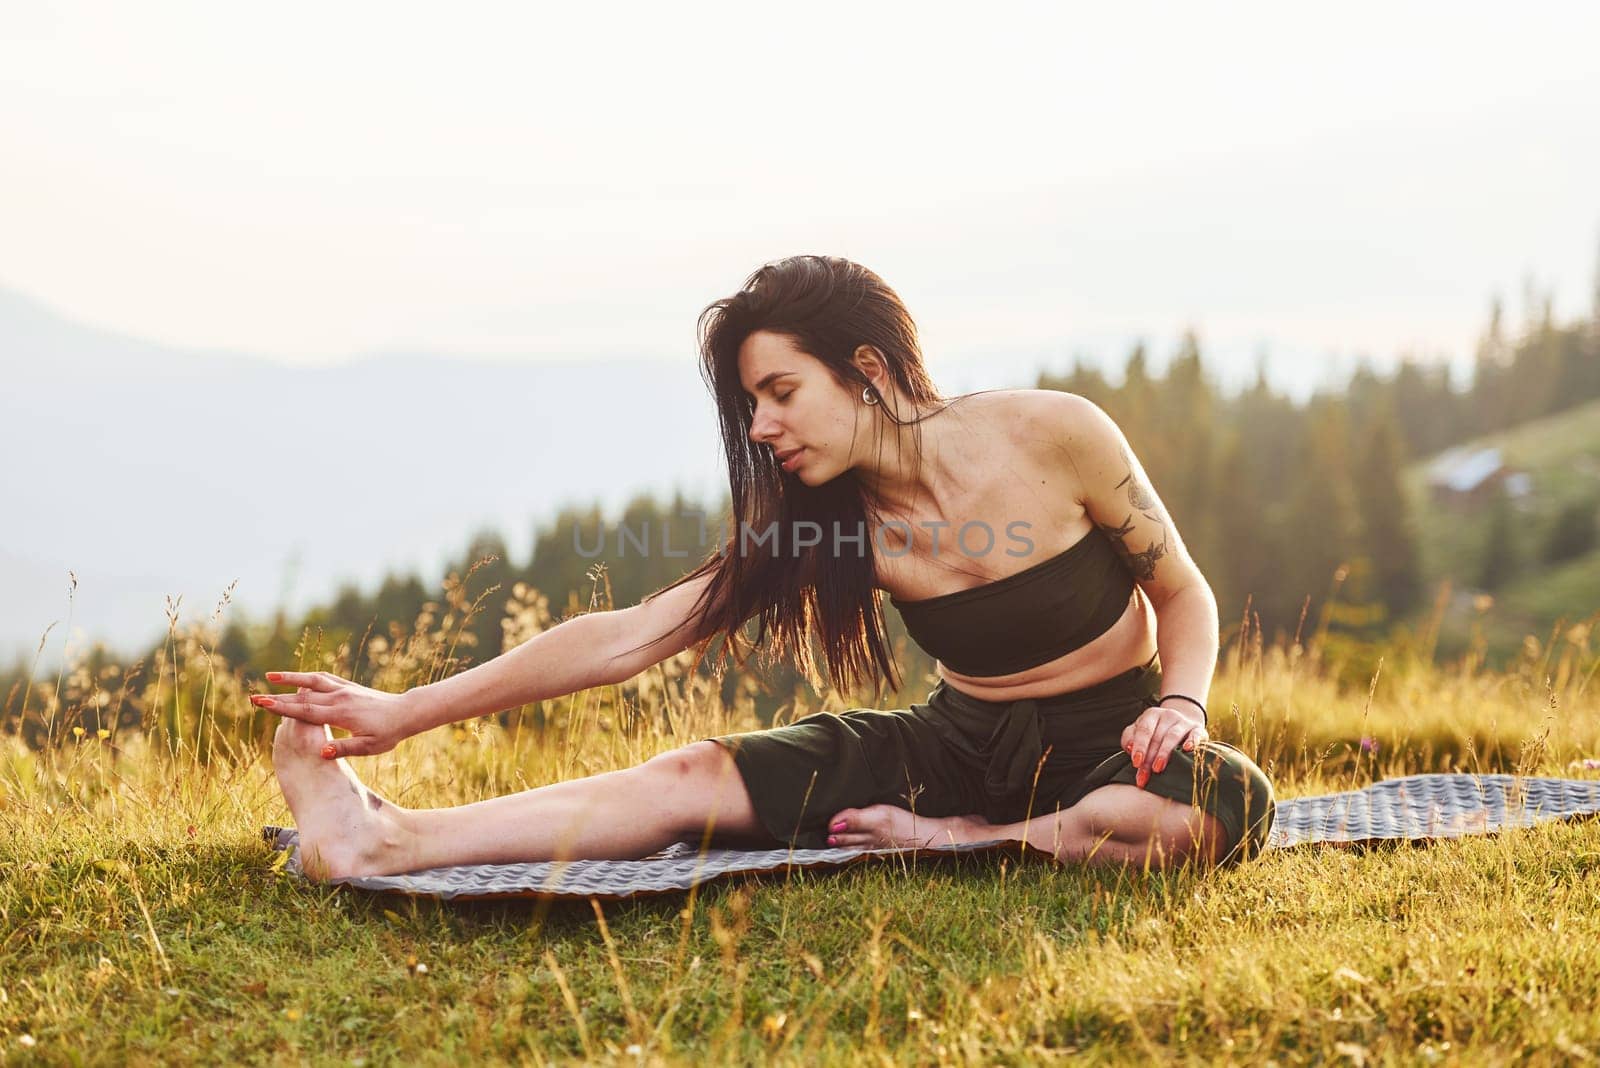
[711,655,1275,866]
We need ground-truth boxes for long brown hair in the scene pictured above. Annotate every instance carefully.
[622,254,955,699]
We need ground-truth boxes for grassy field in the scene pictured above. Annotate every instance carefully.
[5,595,1600,1064]
[1402,395,1600,661]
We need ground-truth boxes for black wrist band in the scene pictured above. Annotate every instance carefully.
[1159,693,1208,724]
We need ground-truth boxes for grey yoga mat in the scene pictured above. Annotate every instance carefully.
[263,772,1600,902]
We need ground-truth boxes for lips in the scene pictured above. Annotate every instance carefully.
[775,447,804,471]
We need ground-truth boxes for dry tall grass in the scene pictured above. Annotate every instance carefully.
[3,569,1599,1062]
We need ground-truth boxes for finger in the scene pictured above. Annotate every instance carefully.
[251,693,336,725]
[264,670,338,692]
[1164,721,1210,767]
[1123,717,1144,761]
[1149,721,1190,774]
[1127,707,1162,769]
[252,690,335,710]
[320,735,379,760]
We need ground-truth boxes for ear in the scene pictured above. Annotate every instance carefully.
[851,344,888,389]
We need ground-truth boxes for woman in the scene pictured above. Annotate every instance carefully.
[258,255,1275,879]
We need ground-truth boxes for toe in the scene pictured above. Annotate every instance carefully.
[274,718,327,758]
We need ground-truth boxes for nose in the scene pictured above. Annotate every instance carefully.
[748,403,778,444]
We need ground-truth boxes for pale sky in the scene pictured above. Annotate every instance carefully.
[2,1,1597,387]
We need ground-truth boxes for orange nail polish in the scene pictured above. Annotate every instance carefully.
[256,696,275,708]
[1132,750,1143,768]
[266,672,283,682]
[321,744,337,760]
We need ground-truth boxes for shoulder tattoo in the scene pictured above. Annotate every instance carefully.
[1093,446,1171,581]
[1115,445,1157,510]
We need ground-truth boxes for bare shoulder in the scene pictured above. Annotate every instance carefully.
[943,387,1086,441]
[961,388,1105,468]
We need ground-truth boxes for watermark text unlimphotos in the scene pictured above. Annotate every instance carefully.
[574,510,1037,560]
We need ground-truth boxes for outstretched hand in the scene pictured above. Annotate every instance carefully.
[1121,703,1207,789]
[251,670,414,760]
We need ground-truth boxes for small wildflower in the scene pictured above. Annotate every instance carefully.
[97,728,110,739]
[1359,736,1379,754]
[73,725,85,739]
[761,1012,787,1041]
[414,962,429,976]
[284,1006,303,1022]
[18,1034,36,1048]
[625,1044,643,1056]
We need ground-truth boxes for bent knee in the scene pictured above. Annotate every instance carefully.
[642,740,736,781]
[639,741,760,840]
[1064,785,1232,868]
[1178,810,1230,866]
[1140,801,1230,867]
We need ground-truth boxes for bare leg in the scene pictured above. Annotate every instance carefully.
[827,784,1229,870]
[272,719,768,880]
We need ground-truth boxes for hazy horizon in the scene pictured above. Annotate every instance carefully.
[5,1,1599,672]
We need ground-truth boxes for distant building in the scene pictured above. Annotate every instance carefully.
[1425,446,1533,507]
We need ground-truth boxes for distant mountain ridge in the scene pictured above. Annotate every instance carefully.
[0,285,278,382]
[0,284,729,670]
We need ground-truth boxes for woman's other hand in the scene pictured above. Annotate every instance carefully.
[251,671,416,759]
[1121,704,1207,789]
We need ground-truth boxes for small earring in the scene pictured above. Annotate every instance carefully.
[862,386,879,406]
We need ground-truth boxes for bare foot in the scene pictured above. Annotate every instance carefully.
[825,805,993,850]
[272,719,413,879]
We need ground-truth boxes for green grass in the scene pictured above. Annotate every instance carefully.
[1401,396,1600,666]
[5,604,1600,1063]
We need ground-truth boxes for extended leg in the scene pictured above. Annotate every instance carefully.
[827,784,1229,871]
[273,719,769,880]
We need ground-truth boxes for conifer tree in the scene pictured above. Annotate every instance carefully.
[1211,429,1274,633]
[1351,401,1423,619]
[1275,399,1362,635]
[1155,330,1220,567]
[1470,296,1511,436]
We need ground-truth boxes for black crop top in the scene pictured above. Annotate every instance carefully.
[889,526,1136,677]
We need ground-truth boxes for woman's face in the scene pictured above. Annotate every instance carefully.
[737,330,866,486]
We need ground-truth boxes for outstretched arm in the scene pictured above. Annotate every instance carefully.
[258,571,715,759]
[1052,393,1219,782]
